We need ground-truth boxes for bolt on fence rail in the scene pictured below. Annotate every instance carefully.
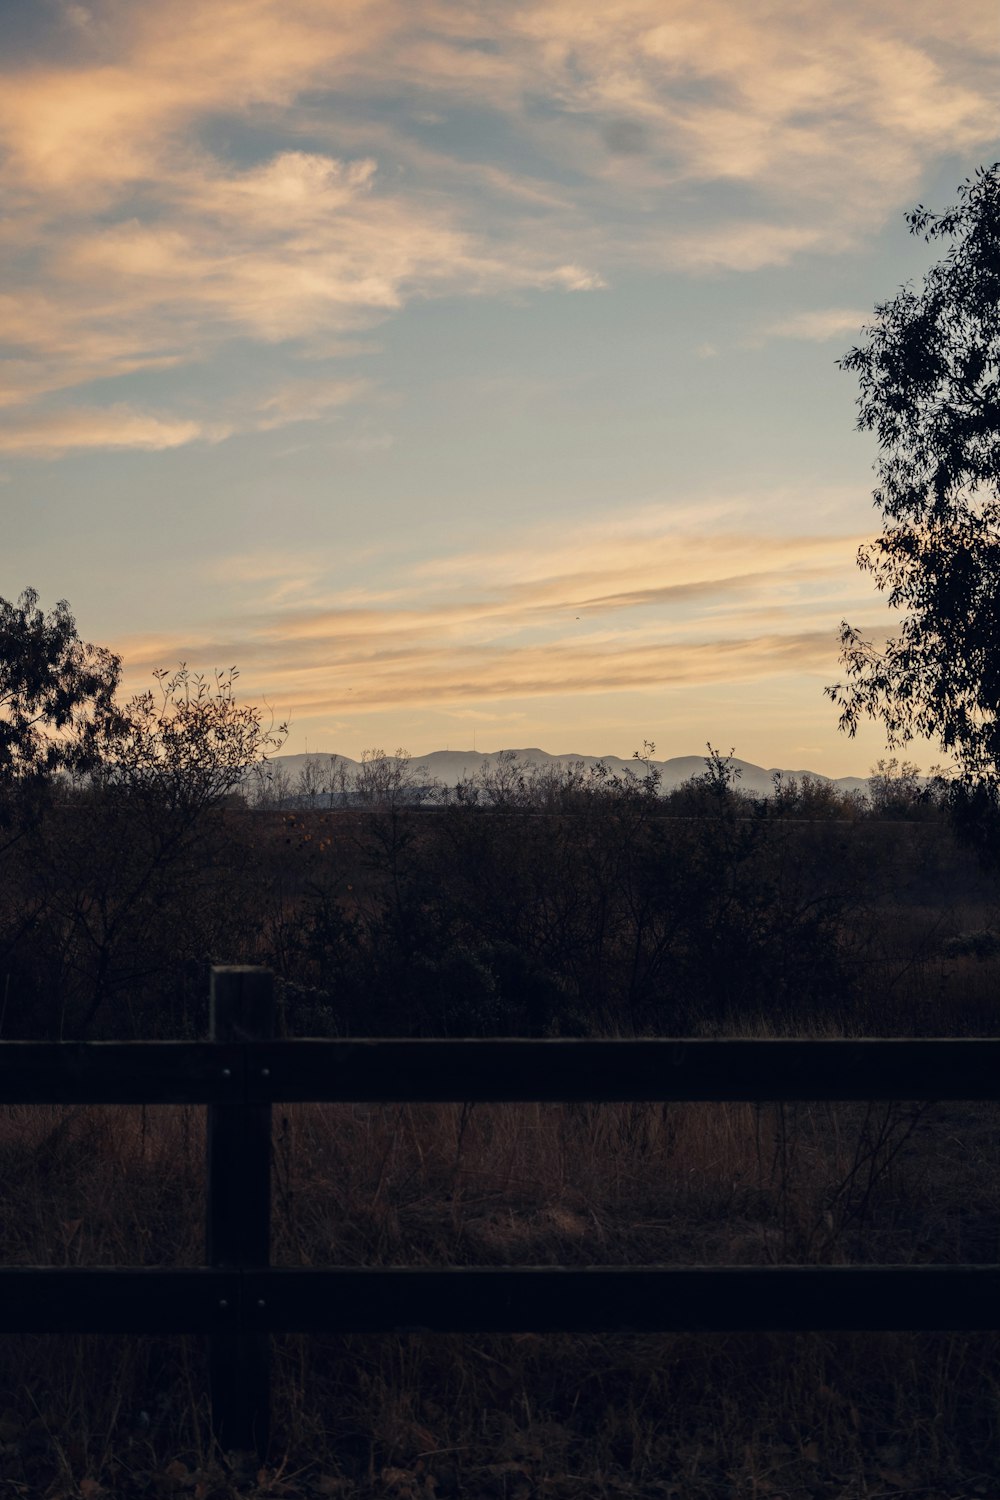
[2,966,1000,1457]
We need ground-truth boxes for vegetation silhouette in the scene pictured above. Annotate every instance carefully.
[829,164,1000,814]
[0,588,120,785]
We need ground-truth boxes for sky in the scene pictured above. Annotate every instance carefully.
[3,0,1000,775]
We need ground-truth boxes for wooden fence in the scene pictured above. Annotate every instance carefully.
[2,965,1000,1458]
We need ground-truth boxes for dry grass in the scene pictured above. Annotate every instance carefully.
[2,1071,1000,1497]
[5,790,1000,1491]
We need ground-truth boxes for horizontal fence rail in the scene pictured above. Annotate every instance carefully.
[4,1266,1000,1334]
[5,1036,1000,1103]
[2,967,999,1458]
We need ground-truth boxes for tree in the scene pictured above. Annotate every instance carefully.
[0,588,120,782]
[6,665,287,1037]
[827,163,1000,780]
[94,663,286,819]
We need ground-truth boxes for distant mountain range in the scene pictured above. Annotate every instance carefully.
[264,749,871,799]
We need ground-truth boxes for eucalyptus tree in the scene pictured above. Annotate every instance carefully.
[828,164,1000,783]
[0,588,120,786]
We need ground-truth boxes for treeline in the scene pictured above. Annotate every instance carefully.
[1,730,992,1044]
[244,743,938,815]
[1,590,997,1044]
[248,747,990,1043]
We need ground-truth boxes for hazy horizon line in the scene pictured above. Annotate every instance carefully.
[269,744,894,785]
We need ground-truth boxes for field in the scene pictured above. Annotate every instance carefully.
[2,772,1000,1496]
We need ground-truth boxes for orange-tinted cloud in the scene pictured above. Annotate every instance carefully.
[111,506,881,719]
[1,0,996,450]
[762,308,874,342]
[0,405,228,456]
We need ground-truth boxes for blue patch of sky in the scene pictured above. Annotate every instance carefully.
[324,90,603,191]
[194,114,332,171]
[0,0,90,63]
[31,255,867,551]
[89,188,177,229]
[336,277,864,525]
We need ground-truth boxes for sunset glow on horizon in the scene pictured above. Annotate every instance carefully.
[4,1,1000,776]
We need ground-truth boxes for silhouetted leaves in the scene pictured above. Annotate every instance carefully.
[0,587,120,784]
[829,163,1000,778]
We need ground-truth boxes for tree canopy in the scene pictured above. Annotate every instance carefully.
[0,588,121,782]
[827,163,1000,779]
[93,663,287,820]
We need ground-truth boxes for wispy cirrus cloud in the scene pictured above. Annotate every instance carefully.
[112,502,880,718]
[0,405,229,457]
[0,371,372,458]
[763,308,873,342]
[254,376,373,429]
[115,621,850,721]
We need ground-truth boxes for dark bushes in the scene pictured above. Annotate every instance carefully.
[0,749,993,1041]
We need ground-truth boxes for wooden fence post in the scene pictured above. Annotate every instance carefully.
[207,966,274,1457]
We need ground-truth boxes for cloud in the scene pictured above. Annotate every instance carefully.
[201,549,332,609]
[0,369,373,457]
[254,377,372,429]
[602,119,649,155]
[0,405,230,457]
[1,0,997,451]
[40,151,493,347]
[666,222,828,274]
[765,308,872,341]
[118,626,845,720]
[110,502,882,717]
[443,708,529,723]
